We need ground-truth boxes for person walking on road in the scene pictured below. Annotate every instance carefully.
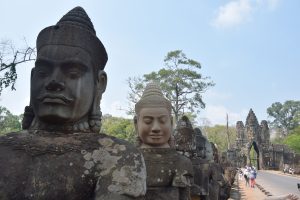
[243,167,250,187]
[249,167,257,188]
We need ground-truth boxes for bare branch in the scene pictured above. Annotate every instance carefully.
[0,40,36,95]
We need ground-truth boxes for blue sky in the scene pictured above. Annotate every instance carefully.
[0,0,299,126]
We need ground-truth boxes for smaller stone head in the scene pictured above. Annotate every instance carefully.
[134,83,173,148]
[174,116,196,153]
[194,128,206,158]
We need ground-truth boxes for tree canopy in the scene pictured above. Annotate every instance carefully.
[0,106,22,135]
[283,126,300,154]
[101,114,136,143]
[267,100,300,136]
[127,50,215,123]
[203,125,236,153]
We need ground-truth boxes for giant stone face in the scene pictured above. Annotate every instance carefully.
[31,45,95,123]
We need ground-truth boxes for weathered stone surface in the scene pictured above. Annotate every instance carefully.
[141,148,193,200]
[174,116,212,199]
[0,131,146,199]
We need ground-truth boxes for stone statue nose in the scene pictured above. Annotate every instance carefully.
[152,120,161,133]
[46,80,66,91]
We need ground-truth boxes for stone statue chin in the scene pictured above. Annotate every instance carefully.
[0,7,146,200]
[134,83,194,200]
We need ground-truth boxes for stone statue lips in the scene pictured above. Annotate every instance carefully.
[37,94,74,105]
[149,135,163,139]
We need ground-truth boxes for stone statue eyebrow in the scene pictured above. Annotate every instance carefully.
[61,61,89,72]
[35,58,53,67]
[35,57,89,71]
[142,114,169,119]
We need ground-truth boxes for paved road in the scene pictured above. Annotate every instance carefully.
[256,170,300,196]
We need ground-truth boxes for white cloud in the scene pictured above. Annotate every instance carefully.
[212,0,253,29]
[199,104,248,126]
[211,0,281,29]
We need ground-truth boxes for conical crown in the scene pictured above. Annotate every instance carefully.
[141,82,164,98]
[37,6,107,70]
[135,83,172,114]
[57,6,96,34]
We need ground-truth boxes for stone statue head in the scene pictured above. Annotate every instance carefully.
[23,7,107,133]
[194,128,206,158]
[174,115,196,154]
[134,82,173,148]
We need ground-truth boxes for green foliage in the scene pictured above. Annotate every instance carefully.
[203,125,236,153]
[267,100,300,135]
[127,50,215,122]
[0,106,22,135]
[101,114,136,143]
[250,147,258,167]
[283,126,300,153]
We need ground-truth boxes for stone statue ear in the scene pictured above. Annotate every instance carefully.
[22,68,36,129]
[133,115,143,147]
[134,115,138,132]
[88,70,107,133]
[97,70,107,94]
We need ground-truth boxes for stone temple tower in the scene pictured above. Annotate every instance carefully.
[236,109,270,169]
[232,109,297,170]
[236,121,246,148]
[245,109,260,142]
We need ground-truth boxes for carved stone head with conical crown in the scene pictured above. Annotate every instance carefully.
[23,7,107,133]
[134,82,173,148]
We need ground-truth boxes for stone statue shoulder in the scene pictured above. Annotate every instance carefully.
[141,148,193,188]
[172,150,194,188]
[0,131,146,200]
[91,132,147,199]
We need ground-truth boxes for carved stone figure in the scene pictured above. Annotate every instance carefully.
[174,117,210,200]
[134,83,193,200]
[206,143,230,200]
[0,7,146,200]
[174,116,196,157]
[194,128,207,159]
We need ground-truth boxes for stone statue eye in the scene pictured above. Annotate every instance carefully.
[159,116,168,124]
[35,67,50,78]
[63,64,86,79]
[65,67,84,79]
[143,117,153,124]
[37,70,48,77]
[68,70,81,78]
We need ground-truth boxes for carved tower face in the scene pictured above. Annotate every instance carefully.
[31,46,95,123]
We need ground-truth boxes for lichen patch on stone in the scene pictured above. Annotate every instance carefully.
[107,161,147,197]
[98,138,114,147]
